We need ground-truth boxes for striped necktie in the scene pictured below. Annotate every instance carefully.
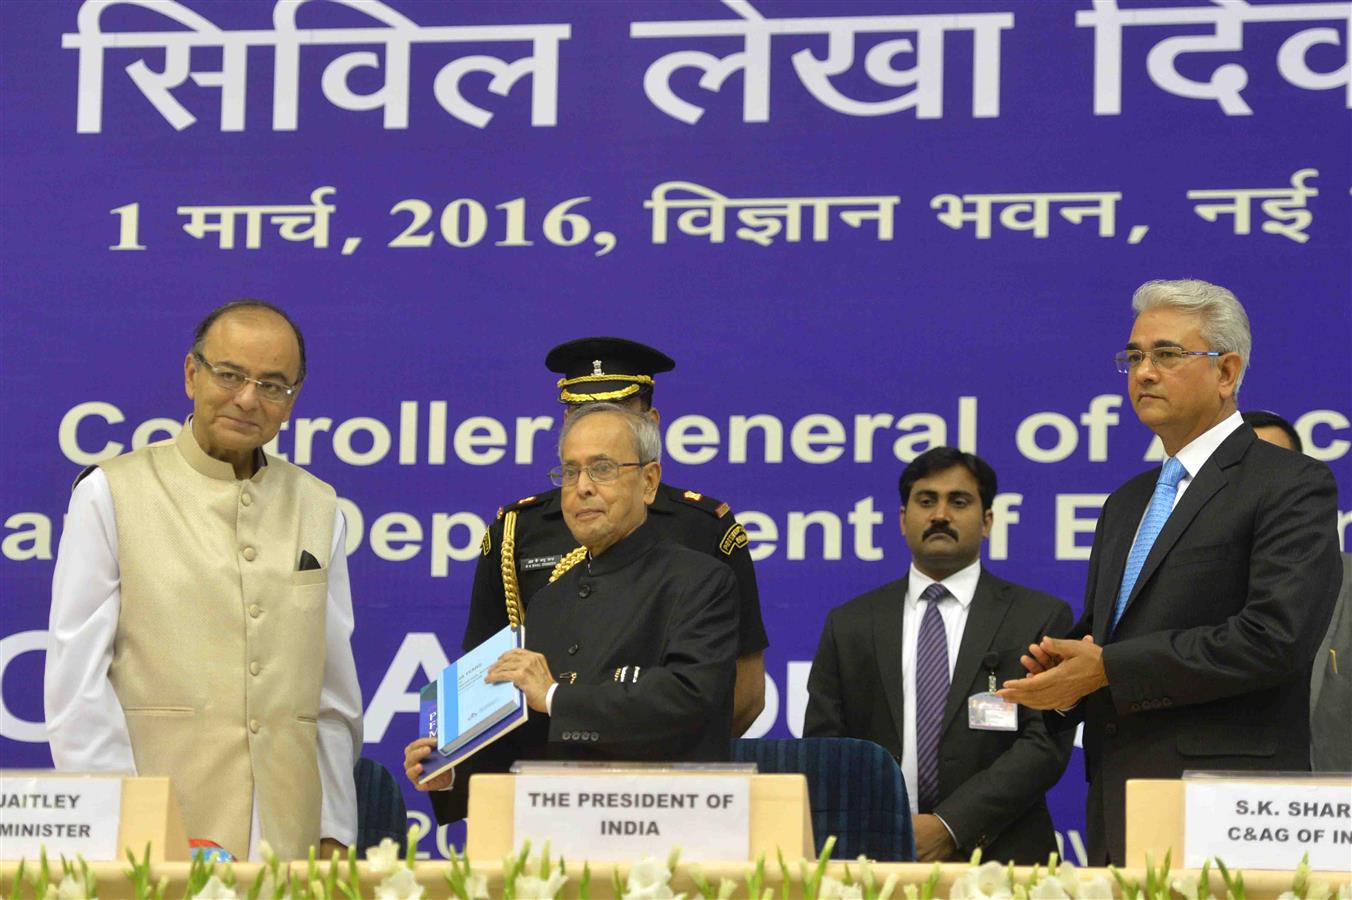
[915,582,951,813]
[1111,457,1187,632]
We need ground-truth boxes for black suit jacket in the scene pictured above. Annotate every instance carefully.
[804,569,1074,864]
[431,521,739,823]
[1060,424,1343,864]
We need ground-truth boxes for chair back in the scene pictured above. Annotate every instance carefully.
[354,757,408,854]
[731,737,915,861]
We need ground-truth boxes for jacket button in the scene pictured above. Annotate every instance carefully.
[1105,723,1118,736]
[248,604,262,618]
[589,731,599,741]
[241,546,257,561]
[241,493,252,507]
[579,583,592,598]
[1129,703,1140,713]
[568,643,579,655]
[1162,698,1172,707]
[249,661,261,676]
[249,719,260,734]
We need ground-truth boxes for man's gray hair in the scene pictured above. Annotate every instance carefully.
[559,402,663,465]
[1132,278,1251,393]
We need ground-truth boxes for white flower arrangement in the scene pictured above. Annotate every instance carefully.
[11,837,1352,898]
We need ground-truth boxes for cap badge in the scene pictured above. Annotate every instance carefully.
[592,359,604,376]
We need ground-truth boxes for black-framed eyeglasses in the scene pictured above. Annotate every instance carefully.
[192,352,299,403]
[548,459,651,487]
[1114,348,1224,374]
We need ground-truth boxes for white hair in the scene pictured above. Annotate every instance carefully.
[558,402,662,464]
[1132,278,1251,393]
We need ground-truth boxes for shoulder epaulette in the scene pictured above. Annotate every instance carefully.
[72,465,100,491]
[496,493,549,520]
[667,486,732,519]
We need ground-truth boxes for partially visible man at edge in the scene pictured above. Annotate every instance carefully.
[1242,409,1351,774]
[462,337,767,735]
[1000,279,1342,864]
[404,403,740,823]
[45,300,363,861]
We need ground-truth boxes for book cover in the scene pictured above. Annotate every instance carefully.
[417,624,529,786]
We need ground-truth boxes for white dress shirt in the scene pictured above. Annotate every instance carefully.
[900,558,981,819]
[45,468,364,857]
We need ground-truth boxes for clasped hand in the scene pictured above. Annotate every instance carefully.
[997,635,1108,710]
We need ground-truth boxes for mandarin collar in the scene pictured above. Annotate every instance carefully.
[175,416,269,483]
[584,516,658,577]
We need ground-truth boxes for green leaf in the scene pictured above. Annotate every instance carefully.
[1110,863,1140,900]
[1293,852,1311,898]
[920,863,941,900]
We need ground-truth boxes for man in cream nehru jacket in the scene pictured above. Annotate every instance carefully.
[45,300,362,861]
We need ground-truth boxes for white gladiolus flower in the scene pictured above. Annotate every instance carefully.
[512,872,568,899]
[366,837,403,875]
[1077,873,1115,900]
[626,857,675,898]
[815,875,863,899]
[1046,861,1081,897]
[192,875,239,899]
[374,866,424,899]
[950,862,1014,899]
[43,875,88,900]
[1028,878,1071,899]
[464,873,490,899]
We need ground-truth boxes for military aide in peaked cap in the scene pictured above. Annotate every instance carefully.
[545,337,675,405]
[462,335,768,738]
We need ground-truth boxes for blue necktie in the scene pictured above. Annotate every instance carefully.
[1111,457,1187,632]
[914,583,950,813]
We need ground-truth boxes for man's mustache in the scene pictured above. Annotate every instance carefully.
[924,523,957,540]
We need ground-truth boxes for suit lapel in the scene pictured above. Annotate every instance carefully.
[1118,426,1251,626]
[941,570,1010,735]
[870,578,908,755]
[1095,478,1153,643]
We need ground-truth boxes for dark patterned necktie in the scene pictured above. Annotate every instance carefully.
[915,582,951,813]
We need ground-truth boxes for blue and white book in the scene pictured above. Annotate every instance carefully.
[417,624,527,785]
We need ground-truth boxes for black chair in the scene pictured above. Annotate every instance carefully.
[731,737,915,861]
[354,757,408,854]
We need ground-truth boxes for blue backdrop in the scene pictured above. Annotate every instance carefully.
[2,0,1349,862]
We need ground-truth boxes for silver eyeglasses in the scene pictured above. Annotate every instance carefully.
[1114,348,1224,374]
[193,352,299,403]
[548,459,651,486]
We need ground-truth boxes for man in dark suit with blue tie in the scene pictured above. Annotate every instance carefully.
[1001,279,1343,865]
[805,448,1074,864]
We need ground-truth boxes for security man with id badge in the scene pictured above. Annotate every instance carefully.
[805,448,1073,864]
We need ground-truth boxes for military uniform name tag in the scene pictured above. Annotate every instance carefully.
[968,693,1017,731]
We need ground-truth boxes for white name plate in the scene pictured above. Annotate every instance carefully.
[514,773,749,862]
[1184,778,1352,871]
[0,774,123,861]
